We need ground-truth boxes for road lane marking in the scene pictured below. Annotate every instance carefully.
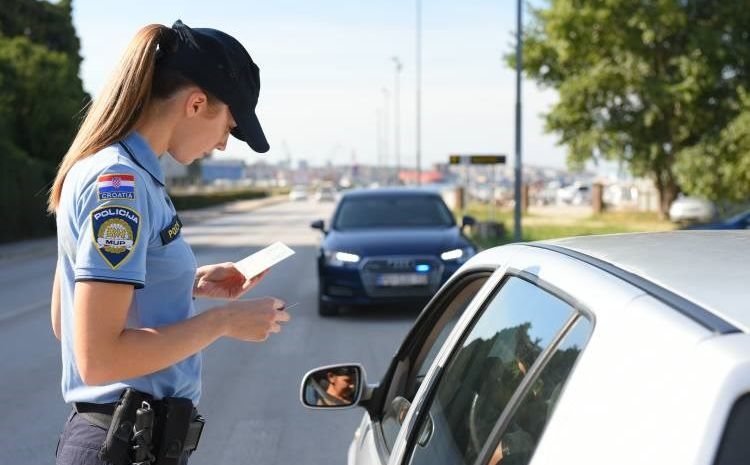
[0,299,50,325]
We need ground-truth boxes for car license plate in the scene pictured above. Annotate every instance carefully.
[376,273,429,287]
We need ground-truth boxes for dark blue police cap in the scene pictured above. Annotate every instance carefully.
[160,20,269,153]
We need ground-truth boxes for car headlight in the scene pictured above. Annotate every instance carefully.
[441,246,476,263]
[324,250,361,267]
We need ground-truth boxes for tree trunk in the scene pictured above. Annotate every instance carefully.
[654,171,680,219]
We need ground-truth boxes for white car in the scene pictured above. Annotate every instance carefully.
[288,185,308,201]
[669,196,717,223]
[301,231,750,465]
[314,186,337,202]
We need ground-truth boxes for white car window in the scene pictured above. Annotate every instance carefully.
[484,317,592,465]
[381,275,489,450]
[406,276,578,465]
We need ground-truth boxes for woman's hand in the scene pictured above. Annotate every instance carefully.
[193,262,268,300]
[219,297,291,342]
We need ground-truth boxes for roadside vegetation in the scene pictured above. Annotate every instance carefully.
[168,188,272,211]
[459,203,675,250]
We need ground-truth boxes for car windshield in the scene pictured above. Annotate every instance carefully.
[334,195,455,229]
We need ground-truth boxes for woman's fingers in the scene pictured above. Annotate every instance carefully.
[275,309,291,323]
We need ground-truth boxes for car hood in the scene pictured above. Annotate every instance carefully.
[323,227,468,256]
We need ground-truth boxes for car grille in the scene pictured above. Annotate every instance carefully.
[360,256,444,298]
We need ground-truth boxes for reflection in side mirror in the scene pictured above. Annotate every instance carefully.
[300,364,364,409]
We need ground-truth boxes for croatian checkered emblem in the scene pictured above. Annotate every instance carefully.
[97,173,135,201]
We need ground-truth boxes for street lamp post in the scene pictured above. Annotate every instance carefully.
[382,87,391,183]
[513,0,523,241]
[392,57,402,183]
[416,0,422,186]
[376,107,383,184]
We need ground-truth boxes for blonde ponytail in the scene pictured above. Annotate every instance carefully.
[48,24,171,212]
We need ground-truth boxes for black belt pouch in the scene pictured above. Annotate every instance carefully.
[99,388,154,465]
[153,397,193,465]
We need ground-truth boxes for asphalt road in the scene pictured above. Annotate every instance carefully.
[0,199,419,464]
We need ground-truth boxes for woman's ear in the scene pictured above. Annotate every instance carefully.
[184,89,208,117]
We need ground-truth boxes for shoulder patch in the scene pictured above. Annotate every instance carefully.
[97,173,136,201]
[90,206,141,269]
[160,215,183,245]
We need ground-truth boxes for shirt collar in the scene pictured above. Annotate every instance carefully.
[120,131,166,186]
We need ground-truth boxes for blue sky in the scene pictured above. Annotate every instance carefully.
[71,0,566,169]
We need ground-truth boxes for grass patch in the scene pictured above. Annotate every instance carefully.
[459,203,675,250]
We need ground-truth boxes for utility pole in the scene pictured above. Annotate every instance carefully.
[513,0,523,242]
[376,108,383,185]
[416,0,422,186]
[382,87,391,183]
[392,57,402,183]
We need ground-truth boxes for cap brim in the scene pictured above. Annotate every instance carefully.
[230,106,269,153]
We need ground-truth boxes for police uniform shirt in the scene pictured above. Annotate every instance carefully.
[56,131,201,404]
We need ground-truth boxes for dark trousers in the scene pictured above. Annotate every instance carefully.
[56,410,189,465]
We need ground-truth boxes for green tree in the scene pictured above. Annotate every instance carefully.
[0,35,86,167]
[0,0,81,65]
[674,96,750,206]
[515,1,750,215]
[0,0,87,242]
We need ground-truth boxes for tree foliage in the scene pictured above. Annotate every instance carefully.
[515,0,750,213]
[0,0,87,242]
[675,95,750,204]
[0,35,86,167]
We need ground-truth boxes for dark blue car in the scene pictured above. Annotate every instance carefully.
[311,188,477,316]
[685,209,750,230]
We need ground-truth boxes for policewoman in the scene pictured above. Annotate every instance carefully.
[47,21,291,465]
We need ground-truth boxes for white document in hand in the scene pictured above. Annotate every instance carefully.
[234,242,295,279]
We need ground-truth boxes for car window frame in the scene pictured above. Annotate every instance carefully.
[365,268,498,463]
[397,268,596,465]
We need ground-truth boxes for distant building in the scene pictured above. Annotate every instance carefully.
[201,159,246,183]
[160,153,189,186]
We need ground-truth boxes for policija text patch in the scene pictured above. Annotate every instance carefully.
[91,206,141,269]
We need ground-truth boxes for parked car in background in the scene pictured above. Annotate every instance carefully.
[556,182,591,206]
[288,185,308,201]
[686,209,750,230]
[311,188,477,316]
[314,185,337,202]
[301,231,750,465]
[669,195,717,223]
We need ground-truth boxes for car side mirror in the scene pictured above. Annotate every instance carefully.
[462,215,476,229]
[310,219,326,232]
[300,364,370,409]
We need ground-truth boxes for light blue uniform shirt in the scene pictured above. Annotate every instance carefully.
[56,131,201,404]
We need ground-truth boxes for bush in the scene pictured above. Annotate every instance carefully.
[0,146,55,242]
[169,188,269,211]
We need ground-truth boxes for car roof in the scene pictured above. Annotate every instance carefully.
[537,231,750,332]
[341,187,444,198]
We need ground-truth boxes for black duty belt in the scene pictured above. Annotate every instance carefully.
[73,401,204,455]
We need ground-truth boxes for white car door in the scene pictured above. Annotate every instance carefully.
[394,274,594,465]
[348,268,497,465]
